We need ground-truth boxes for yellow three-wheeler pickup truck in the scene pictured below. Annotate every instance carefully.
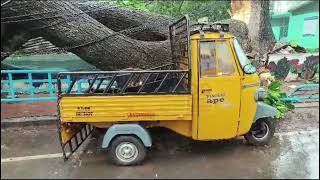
[56,15,277,166]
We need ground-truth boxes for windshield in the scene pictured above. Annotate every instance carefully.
[233,38,251,67]
[233,38,256,74]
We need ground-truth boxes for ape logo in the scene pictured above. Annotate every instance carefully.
[206,93,225,104]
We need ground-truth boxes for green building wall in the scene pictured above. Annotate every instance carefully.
[287,2,319,49]
[271,1,319,49]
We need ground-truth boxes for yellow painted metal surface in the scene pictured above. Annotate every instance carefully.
[227,36,260,136]
[59,95,192,122]
[191,39,199,139]
[160,121,193,138]
[196,39,241,140]
[237,74,260,135]
[60,123,85,144]
[191,32,235,40]
[58,30,261,142]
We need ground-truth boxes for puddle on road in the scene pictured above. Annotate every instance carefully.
[70,129,319,179]
[271,131,319,179]
[1,127,319,179]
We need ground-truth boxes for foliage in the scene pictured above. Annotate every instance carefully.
[102,0,231,23]
[274,58,290,80]
[315,64,319,74]
[98,0,148,10]
[264,81,295,119]
[115,0,147,10]
[146,0,231,22]
[288,59,304,77]
[288,39,300,47]
[306,48,319,53]
[310,64,319,83]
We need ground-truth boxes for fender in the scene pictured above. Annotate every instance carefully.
[254,102,278,122]
[101,124,152,148]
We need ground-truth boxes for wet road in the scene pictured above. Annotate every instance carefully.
[1,124,319,179]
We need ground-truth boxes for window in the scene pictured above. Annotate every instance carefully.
[233,38,256,74]
[279,18,289,39]
[215,41,235,75]
[303,16,319,36]
[280,25,288,38]
[199,41,235,77]
[200,41,216,77]
[233,39,249,68]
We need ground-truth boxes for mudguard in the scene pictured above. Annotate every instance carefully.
[102,124,152,148]
[254,102,278,122]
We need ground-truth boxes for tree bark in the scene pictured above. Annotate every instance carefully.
[73,1,173,41]
[215,19,252,53]
[231,0,275,55]
[1,1,172,70]
[2,0,271,68]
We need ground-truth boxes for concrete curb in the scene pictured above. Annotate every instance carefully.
[1,116,57,128]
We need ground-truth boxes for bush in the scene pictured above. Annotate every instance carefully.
[263,81,295,119]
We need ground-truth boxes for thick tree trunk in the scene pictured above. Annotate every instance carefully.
[73,1,172,41]
[1,24,32,60]
[215,19,252,53]
[1,1,172,70]
[2,0,272,68]
[231,0,275,55]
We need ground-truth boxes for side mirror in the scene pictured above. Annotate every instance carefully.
[243,64,256,74]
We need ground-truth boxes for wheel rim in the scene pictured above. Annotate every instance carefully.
[252,121,269,140]
[115,142,139,163]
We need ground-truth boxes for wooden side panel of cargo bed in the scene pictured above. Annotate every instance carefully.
[59,95,192,122]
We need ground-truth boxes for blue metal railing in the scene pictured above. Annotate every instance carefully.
[1,69,110,103]
[280,84,319,103]
[1,69,69,103]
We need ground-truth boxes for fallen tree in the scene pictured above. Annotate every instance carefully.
[1,0,272,70]
[231,0,275,55]
[1,1,173,70]
[73,1,172,41]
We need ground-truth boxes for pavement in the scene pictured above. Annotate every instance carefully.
[1,96,57,119]
[1,116,57,128]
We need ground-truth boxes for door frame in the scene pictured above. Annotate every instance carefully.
[196,38,243,140]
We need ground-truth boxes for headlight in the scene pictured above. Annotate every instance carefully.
[255,88,266,101]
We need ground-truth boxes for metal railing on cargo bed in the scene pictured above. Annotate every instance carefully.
[57,63,191,96]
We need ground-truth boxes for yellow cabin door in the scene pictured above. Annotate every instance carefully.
[197,40,241,140]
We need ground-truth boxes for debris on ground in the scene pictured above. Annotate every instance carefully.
[248,41,310,69]
[259,71,274,87]
[270,42,307,55]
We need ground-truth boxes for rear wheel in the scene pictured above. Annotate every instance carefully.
[109,136,147,166]
[244,117,275,145]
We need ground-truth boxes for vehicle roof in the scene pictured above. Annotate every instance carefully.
[190,31,235,40]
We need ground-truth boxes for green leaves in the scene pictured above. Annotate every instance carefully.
[268,80,281,91]
[111,0,231,23]
[114,0,147,10]
[289,64,296,73]
[314,64,319,74]
[264,80,295,119]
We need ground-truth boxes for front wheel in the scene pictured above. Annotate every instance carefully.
[244,117,275,145]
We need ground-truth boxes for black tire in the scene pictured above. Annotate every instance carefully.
[244,117,275,145]
[109,135,147,166]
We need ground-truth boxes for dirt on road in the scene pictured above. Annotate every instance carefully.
[276,107,319,133]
